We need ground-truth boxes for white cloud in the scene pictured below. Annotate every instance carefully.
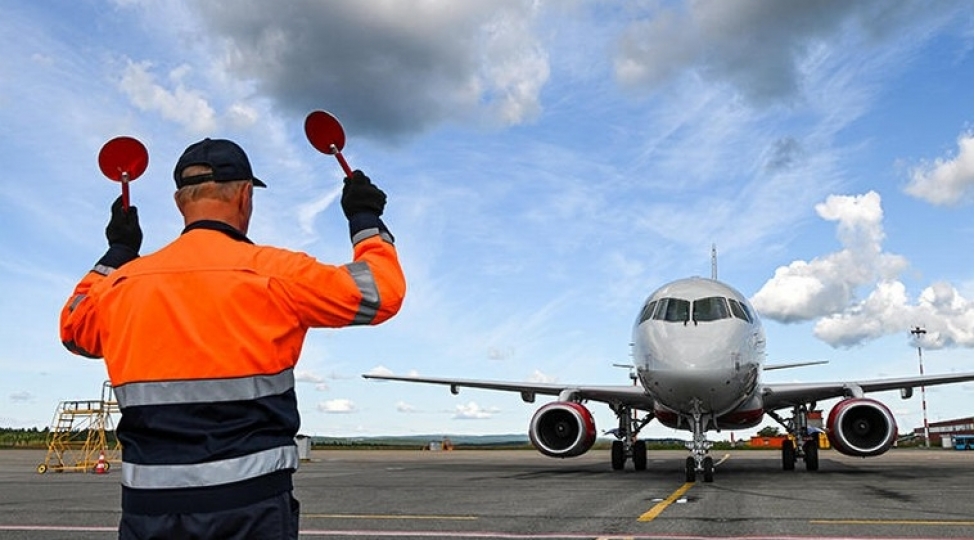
[479,6,549,126]
[396,401,417,413]
[904,131,974,206]
[118,60,217,133]
[914,283,975,349]
[527,370,557,384]
[752,192,907,322]
[317,399,357,414]
[295,370,325,384]
[452,401,499,420]
[295,370,330,391]
[752,192,972,349]
[810,280,908,346]
[296,185,342,236]
[365,365,394,377]
[487,347,515,361]
[226,102,260,129]
[813,281,974,349]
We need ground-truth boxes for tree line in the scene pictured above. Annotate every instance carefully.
[0,427,52,447]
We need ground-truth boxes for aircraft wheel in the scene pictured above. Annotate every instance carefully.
[611,440,625,471]
[782,439,795,471]
[684,457,696,483]
[702,456,714,483]
[632,440,647,471]
[36,463,47,474]
[803,440,819,471]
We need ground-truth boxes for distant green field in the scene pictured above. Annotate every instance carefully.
[4,427,796,451]
[308,434,698,451]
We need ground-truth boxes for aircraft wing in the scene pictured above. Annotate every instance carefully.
[761,372,974,411]
[362,374,654,410]
[763,360,828,371]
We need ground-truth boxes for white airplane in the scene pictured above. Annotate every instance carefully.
[364,274,973,482]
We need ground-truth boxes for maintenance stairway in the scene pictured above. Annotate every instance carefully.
[36,381,121,474]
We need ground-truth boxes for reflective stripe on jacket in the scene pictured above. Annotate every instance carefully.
[59,220,405,514]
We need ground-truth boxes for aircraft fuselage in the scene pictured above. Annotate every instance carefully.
[631,277,766,431]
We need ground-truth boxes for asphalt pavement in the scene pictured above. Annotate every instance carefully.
[0,448,971,539]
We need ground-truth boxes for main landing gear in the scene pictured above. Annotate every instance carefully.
[768,404,820,472]
[608,403,653,471]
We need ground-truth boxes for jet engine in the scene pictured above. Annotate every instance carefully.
[826,398,897,457]
[528,401,596,458]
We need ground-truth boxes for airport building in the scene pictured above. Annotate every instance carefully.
[913,416,974,447]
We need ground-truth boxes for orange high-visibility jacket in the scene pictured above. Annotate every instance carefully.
[60,220,405,514]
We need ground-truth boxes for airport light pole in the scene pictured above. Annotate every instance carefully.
[910,326,930,448]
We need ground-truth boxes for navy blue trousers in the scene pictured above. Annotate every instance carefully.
[119,491,299,540]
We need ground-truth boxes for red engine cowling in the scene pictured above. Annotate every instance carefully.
[528,401,596,458]
[827,398,897,457]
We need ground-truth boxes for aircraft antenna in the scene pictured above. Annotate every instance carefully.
[711,244,718,280]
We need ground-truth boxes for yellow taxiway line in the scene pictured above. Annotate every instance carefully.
[637,482,695,522]
[637,453,731,522]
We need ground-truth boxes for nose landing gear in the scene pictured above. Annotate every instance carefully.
[684,408,715,482]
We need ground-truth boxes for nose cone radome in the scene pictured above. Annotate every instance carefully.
[634,321,755,414]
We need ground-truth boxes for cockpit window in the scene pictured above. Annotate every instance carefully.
[692,296,731,322]
[638,300,657,324]
[728,298,752,323]
[652,297,690,322]
[646,295,752,324]
[740,301,754,323]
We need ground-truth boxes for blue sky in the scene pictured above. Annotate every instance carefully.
[1,1,972,440]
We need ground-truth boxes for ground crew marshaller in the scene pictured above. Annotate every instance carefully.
[60,138,406,539]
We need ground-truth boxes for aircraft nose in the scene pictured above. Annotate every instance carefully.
[636,316,758,368]
[639,357,746,416]
[634,321,755,411]
[643,328,734,370]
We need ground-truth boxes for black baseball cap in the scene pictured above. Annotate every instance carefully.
[173,138,267,189]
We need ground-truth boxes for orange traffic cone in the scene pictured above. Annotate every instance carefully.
[94,451,108,474]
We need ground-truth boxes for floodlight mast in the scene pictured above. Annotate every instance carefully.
[910,326,929,448]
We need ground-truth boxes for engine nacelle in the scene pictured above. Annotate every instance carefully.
[827,398,897,457]
[528,401,596,458]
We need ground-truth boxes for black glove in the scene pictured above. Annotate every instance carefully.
[105,195,143,253]
[95,196,142,270]
[340,170,386,219]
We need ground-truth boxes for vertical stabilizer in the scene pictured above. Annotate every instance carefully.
[711,244,718,280]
